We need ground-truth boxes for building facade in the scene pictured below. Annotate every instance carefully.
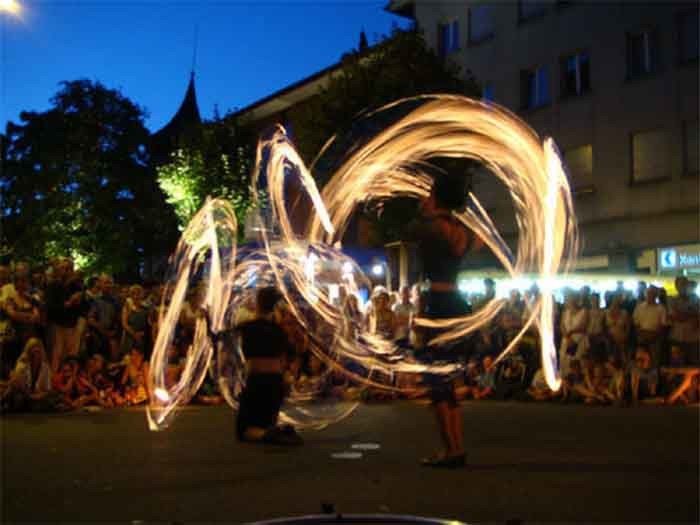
[388,0,699,277]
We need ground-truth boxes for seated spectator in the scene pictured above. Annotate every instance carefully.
[121,348,150,405]
[1,338,64,412]
[664,346,699,406]
[455,359,481,400]
[473,355,497,400]
[602,355,625,404]
[76,354,115,408]
[52,358,82,409]
[494,348,528,400]
[578,365,611,405]
[629,347,660,404]
[561,359,585,402]
[295,353,329,396]
[527,367,558,401]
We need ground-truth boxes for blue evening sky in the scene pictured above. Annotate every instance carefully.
[1,1,408,132]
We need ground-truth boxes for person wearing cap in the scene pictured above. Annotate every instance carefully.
[235,286,302,446]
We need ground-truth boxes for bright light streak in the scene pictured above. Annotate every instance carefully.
[147,95,579,432]
[342,261,353,274]
[154,388,170,402]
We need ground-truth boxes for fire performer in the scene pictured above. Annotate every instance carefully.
[415,170,483,468]
[235,286,302,445]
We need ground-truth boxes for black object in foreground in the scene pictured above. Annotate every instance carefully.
[246,515,469,524]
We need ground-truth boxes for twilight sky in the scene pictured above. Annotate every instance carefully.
[1,1,408,132]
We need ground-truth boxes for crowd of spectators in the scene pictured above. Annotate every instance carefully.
[0,256,698,413]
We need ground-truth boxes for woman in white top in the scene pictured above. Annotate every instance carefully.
[559,292,589,376]
[0,337,59,411]
[605,294,630,363]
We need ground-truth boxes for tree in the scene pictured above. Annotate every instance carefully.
[287,28,482,244]
[156,115,256,238]
[2,79,177,277]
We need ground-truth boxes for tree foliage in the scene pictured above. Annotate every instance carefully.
[156,116,256,238]
[1,79,177,277]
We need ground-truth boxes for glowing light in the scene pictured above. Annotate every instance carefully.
[147,95,578,432]
[154,388,170,402]
[0,0,20,15]
[342,261,353,274]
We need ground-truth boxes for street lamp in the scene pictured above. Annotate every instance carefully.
[0,0,20,15]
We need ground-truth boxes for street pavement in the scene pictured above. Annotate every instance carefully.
[1,401,698,524]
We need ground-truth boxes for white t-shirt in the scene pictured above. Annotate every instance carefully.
[392,301,416,340]
[633,302,667,332]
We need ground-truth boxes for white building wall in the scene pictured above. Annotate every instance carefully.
[410,0,698,271]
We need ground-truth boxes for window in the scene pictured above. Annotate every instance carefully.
[632,129,668,183]
[626,30,659,79]
[482,85,494,103]
[438,20,460,57]
[563,144,593,190]
[561,51,590,97]
[684,120,699,176]
[520,66,550,109]
[518,0,548,22]
[678,9,699,64]
[469,4,494,45]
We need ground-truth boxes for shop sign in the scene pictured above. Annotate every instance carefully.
[658,244,700,271]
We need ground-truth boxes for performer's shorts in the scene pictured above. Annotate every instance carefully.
[419,289,472,408]
[236,373,285,440]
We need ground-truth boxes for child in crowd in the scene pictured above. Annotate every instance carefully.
[629,347,660,404]
[473,356,497,400]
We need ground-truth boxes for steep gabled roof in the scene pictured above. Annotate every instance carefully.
[152,72,202,142]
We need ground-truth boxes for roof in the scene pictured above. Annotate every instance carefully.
[384,0,415,19]
[153,73,202,140]
[232,61,344,123]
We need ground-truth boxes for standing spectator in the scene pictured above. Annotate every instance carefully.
[46,259,82,372]
[3,274,41,349]
[587,293,607,361]
[392,285,416,342]
[559,292,589,376]
[0,265,10,290]
[88,275,121,361]
[121,285,149,359]
[0,262,29,305]
[632,287,667,367]
[368,288,396,339]
[668,277,700,365]
[500,290,524,343]
[605,294,631,363]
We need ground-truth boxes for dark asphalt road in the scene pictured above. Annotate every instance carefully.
[1,401,698,524]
